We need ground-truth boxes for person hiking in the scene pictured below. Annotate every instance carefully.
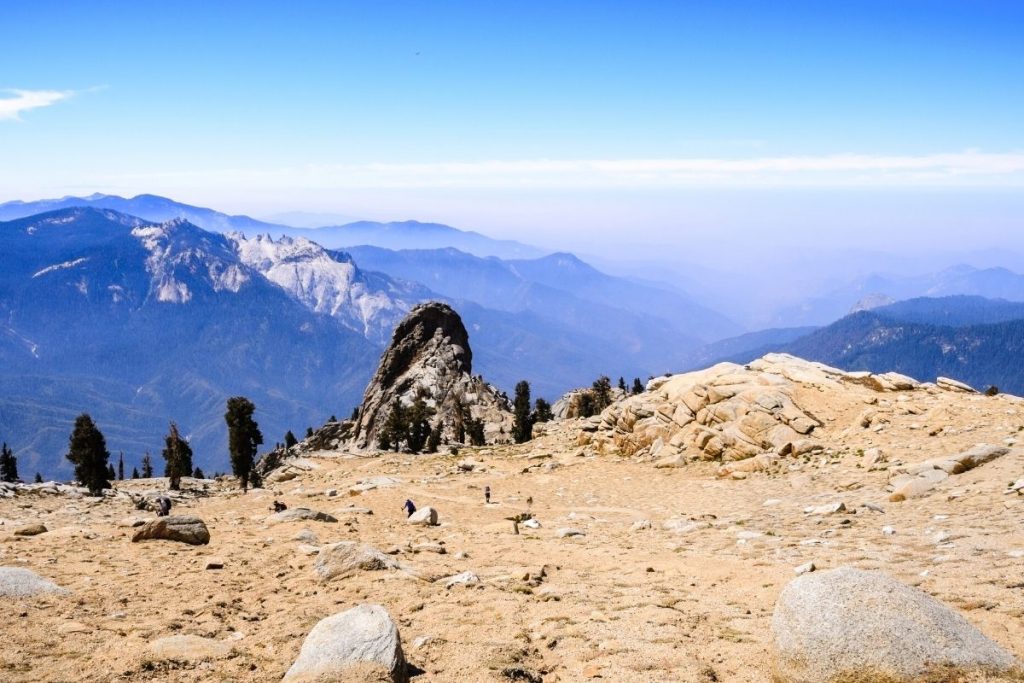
[156,495,172,517]
[402,499,416,517]
[484,486,491,504]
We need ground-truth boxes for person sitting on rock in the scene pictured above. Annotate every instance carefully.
[272,500,287,512]
[402,499,416,517]
[156,496,172,517]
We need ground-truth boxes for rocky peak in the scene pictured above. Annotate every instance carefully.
[350,302,511,449]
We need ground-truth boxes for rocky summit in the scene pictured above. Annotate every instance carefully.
[289,302,513,455]
[1,352,1023,682]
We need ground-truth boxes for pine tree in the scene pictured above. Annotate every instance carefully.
[591,376,613,412]
[131,467,140,479]
[141,452,154,478]
[452,394,468,443]
[284,430,298,449]
[467,417,486,446]
[618,376,627,393]
[350,406,359,421]
[379,399,409,451]
[512,380,533,443]
[531,398,553,424]
[193,467,205,479]
[34,472,43,483]
[631,377,643,395]
[65,414,110,496]
[225,396,263,492]
[0,443,18,483]
[305,426,314,438]
[106,463,116,481]
[118,452,125,481]
[162,422,193,491]
[426,424,442,453]
[407,397,436,453]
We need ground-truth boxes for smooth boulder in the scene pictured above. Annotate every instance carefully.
[771,567,1018,682]
[0,567,67,597]
[406,507,438,526]
[283,604,407,683]
[131,516,210,545]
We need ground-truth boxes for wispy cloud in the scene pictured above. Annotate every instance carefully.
[101,150,1024,190]
[0,89,76,121]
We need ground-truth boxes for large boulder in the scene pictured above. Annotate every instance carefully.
[314,542,401,581]
[348,302,512,449]
[283,604,407,683]
[771,567,1018,682]
[0,567,67,597]
[131,516,210,545]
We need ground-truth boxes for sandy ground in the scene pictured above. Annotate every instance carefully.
[2,394,1024,682]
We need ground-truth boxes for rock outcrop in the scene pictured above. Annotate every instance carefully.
[771,567,1019,682]
[350,302,512,449]
[283,604,407,683]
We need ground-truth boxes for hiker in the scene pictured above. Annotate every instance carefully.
[484,486,491,504]
[402,499,416,517]
[156,495,172,517]
[272,500,287,512]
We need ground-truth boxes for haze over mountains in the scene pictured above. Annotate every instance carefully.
[4,194,1024,478]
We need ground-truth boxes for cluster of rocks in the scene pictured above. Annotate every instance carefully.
[581,355,836,464]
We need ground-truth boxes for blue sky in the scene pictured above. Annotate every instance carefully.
[2,1,1023,251]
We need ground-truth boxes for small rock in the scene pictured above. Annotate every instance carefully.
[204,558,225,570]
[147,635,234,663]
[443,571,480,589]
[556,528,585,538]
[794,562,816,575]
[13,523,47,536]
[521,518,541,529]
[804,502,846,515]
[882,526,896,536]
[630,519,652,531]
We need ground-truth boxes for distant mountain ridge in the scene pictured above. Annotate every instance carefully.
[0,194,546,260]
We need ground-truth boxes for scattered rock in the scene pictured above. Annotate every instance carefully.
[630,519,652,531]
[13,523,47,536]
[131,516,210,545]
[0,567,67,597]
[803,502,846,515]
[204,558,225,570]
[314,542,401,581]
[407,506,438,526]
[283,604,407,683]
[771,566,1018,682]
[147,635,234,663]
[794,562,816,575]
[442,571,480,589]
[556,528,584,538]
[267,507,338,524]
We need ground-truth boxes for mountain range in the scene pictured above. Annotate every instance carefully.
[0,194,544,260]
[0,206,734,478]
[705,296,1024,394]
